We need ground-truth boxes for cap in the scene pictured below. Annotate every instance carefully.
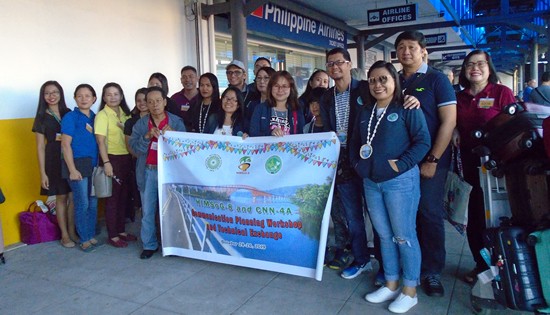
[226,60,245,71]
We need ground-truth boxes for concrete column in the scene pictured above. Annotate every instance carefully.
[518,63,525,96]
[230,0,248,70]
[355,35,365,71]
[531,43,538,83]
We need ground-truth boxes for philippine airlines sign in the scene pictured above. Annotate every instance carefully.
[247,3,347,49]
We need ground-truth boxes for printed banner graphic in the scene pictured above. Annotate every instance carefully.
[158,132,340,280]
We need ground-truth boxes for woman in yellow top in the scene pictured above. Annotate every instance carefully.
[95,82,137,248]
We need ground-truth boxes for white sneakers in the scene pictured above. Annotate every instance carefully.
[365,287,418,313]
[388,293,418,313]
[365,286,400,303]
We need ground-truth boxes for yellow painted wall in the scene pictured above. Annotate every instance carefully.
[0,118,43,245]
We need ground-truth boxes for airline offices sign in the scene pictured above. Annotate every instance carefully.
[247,3,347,49]
[368,4,417,26]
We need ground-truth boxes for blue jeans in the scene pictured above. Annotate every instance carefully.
[336,177,369,264]
[141,168,159,250]
[68,177,97,244]
[418,149,451,277]
[363,167,421,288]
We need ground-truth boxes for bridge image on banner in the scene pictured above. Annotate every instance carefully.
[158,132,340,280]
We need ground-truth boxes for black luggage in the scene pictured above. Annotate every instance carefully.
[482,225,546,311]
[473,102,550,171]
[504,159,550,229]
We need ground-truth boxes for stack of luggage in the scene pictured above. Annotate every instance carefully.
[471,102,550,314]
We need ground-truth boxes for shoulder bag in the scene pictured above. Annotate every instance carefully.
[444,146,472,235]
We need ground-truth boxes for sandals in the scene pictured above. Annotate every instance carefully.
[108,238,128,248]
[118,233,137,242]
[80,243,95,253]
[61,238,76,248]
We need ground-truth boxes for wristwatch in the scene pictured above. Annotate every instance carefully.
[426,154,439,163]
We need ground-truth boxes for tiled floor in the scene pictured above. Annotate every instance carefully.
[0,221,531,314]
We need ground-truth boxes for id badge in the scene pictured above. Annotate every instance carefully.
[478,98,495,109]
[85,123,93,133]
[151,142,158,151]
[181,104,190,112]
[337,131,347,145]
[55,133,62,141]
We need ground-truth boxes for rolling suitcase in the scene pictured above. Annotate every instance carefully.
[473,102,550,171]
[504,159,550,229]
[482,226,546,311]
[528,229,550,313]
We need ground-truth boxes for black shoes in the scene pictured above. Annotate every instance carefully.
[422,275,444,297]
[0,253,5,264]
[140,248,159,259]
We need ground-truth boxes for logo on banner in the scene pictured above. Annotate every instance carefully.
[238,156,252,174]
[206,154,222,171]
[265,155,282,174]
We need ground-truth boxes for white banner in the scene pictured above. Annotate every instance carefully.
[158,131,340,280]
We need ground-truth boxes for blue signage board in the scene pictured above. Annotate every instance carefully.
[442,52,467,61]
[368,4,417,26]
[425,33,447,46]
[247,3,347,49]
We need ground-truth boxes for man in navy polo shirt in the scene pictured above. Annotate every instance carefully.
[395,30,457,297]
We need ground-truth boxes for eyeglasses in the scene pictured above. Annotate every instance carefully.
[273,84,290,90]
[465,60,488,69]
[226,70,243,76]
[222,96,238,103]
[367,76,389,85]
[325,60,350,68]
[256,76,270,82]
[44,91,60,97]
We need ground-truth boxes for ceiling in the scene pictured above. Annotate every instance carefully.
[289,0,550,74]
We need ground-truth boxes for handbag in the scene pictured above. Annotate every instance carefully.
[92,166,112,198]
[444,146,472,235]
[19,202,61,245]
[61,157,94,179]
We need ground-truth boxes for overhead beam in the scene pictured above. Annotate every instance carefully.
[460,11,550,26]
[360,21,458,36]
[440,0,475,45]
[508,22,547,35]
[201,2,230,17]
[427,42,530,55]
[364,32,395,50]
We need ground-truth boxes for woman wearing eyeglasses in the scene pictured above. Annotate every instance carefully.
[453,50,516,284]
[204,86,248,137]
[350,61,430,313]
[244,67,276,125]
[249,70,305,137]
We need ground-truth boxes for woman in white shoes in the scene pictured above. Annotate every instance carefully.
[350,61,430,313]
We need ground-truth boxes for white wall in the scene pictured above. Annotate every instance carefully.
[0,0,198,119]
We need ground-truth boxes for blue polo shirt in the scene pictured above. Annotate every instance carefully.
[61,108,99,166]
[400,63,456,144]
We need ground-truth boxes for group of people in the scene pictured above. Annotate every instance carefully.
[31,29,519,314]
